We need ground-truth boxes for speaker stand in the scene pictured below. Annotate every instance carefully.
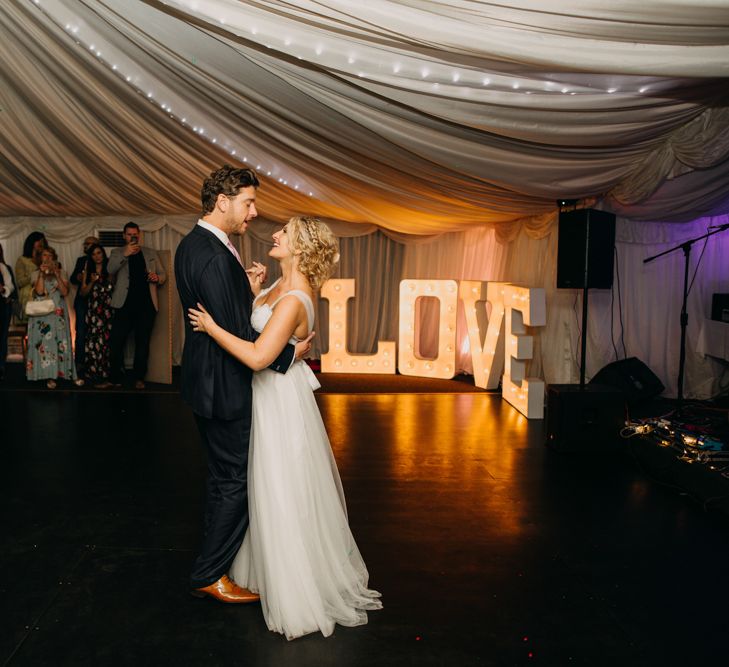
[643,223,729,408]
[578,211,593,390]
[579,284,589,389]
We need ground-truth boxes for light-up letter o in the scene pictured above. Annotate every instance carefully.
[398,280,457,379]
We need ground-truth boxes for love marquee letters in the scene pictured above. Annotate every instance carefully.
[320,279,546,418]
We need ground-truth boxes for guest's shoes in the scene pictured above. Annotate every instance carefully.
[190,575,260,604]
[74,379,85,387]
[134,380,145,390]
[46,380,57,389]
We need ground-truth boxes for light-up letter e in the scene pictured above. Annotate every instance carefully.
[502,286,546,419]
[398,280,457,379]
[320,279,396,374]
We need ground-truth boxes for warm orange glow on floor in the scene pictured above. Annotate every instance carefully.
[317,392,532,538]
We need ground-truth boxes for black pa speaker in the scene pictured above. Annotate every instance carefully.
[546,384,625,453]
[589,357,664,405]
[557,209,616,289]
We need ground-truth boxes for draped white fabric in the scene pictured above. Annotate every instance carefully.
[1,2,729,397]
[3,213,727,399]
[1,1,729,230]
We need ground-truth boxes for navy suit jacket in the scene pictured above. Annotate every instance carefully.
[175,225,294,420]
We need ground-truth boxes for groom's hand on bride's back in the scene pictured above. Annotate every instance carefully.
[294,332,315,360]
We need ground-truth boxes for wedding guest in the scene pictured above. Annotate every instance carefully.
[26,247,80,389]
[0,243,16,381]
[70,236,100,378]
[80,244,113,387]
[108,222,166,389]
[15,232,47,324]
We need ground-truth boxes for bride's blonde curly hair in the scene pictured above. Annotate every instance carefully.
[288,216,340,289]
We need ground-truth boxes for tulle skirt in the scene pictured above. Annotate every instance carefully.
[230,361,382,640]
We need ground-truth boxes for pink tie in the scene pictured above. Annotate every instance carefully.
[227,240,242,265]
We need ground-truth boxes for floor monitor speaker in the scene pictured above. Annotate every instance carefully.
[546,384,625,453]
[589,357,664,405]
[557,209,616,289]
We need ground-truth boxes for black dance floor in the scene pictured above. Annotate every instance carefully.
[2,377,729,666]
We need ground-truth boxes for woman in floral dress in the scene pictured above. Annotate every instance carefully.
[26,247,78,389]
[80,244,113,387]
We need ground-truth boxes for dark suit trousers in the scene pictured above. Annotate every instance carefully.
[109,302,156,382]
[190,412,251,588]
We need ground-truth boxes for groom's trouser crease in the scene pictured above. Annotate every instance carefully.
[190,413,251,589]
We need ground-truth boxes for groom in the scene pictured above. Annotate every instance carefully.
[176,165,311,603]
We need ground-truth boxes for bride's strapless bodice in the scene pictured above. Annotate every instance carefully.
[251,280,315,344]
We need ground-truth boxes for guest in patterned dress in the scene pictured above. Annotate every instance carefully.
[80,244,113,387]
[25,247,79,389]
[70,235,100,379]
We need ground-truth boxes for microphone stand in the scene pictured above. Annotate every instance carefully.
[643,223,729,408]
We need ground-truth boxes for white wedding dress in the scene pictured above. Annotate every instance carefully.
[230,281,382,640]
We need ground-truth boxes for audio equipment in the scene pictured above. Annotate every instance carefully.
[589,357,664,405]
[711,293,729,323]
[557,209,616,289]
[545,384,625,453]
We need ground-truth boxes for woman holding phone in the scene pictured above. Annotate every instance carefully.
[80,243,113,387]
[26,247,79,388]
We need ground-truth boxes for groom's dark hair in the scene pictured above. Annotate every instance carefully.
[201,165,260,215]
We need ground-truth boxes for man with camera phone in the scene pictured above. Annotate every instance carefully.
[108,221,167,389]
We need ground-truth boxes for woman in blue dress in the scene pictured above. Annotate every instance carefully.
[26,247,79,389]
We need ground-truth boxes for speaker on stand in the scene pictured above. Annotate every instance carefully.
[556,207,617,387]
[548,207,619,452]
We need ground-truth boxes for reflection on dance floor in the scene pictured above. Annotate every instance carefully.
[4,386,729,665]
[319,393,531,539]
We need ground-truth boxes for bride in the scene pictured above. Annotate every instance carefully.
[188,216,382,640]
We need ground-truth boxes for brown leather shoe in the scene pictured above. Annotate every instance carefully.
[190,575,260,604]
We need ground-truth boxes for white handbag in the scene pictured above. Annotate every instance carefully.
[25,297,56,317]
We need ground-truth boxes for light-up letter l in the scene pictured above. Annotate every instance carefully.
[320,279,396,374]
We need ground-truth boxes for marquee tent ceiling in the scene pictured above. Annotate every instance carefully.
[1,0,729,234]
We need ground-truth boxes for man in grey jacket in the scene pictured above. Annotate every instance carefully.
[108,221,166,389]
